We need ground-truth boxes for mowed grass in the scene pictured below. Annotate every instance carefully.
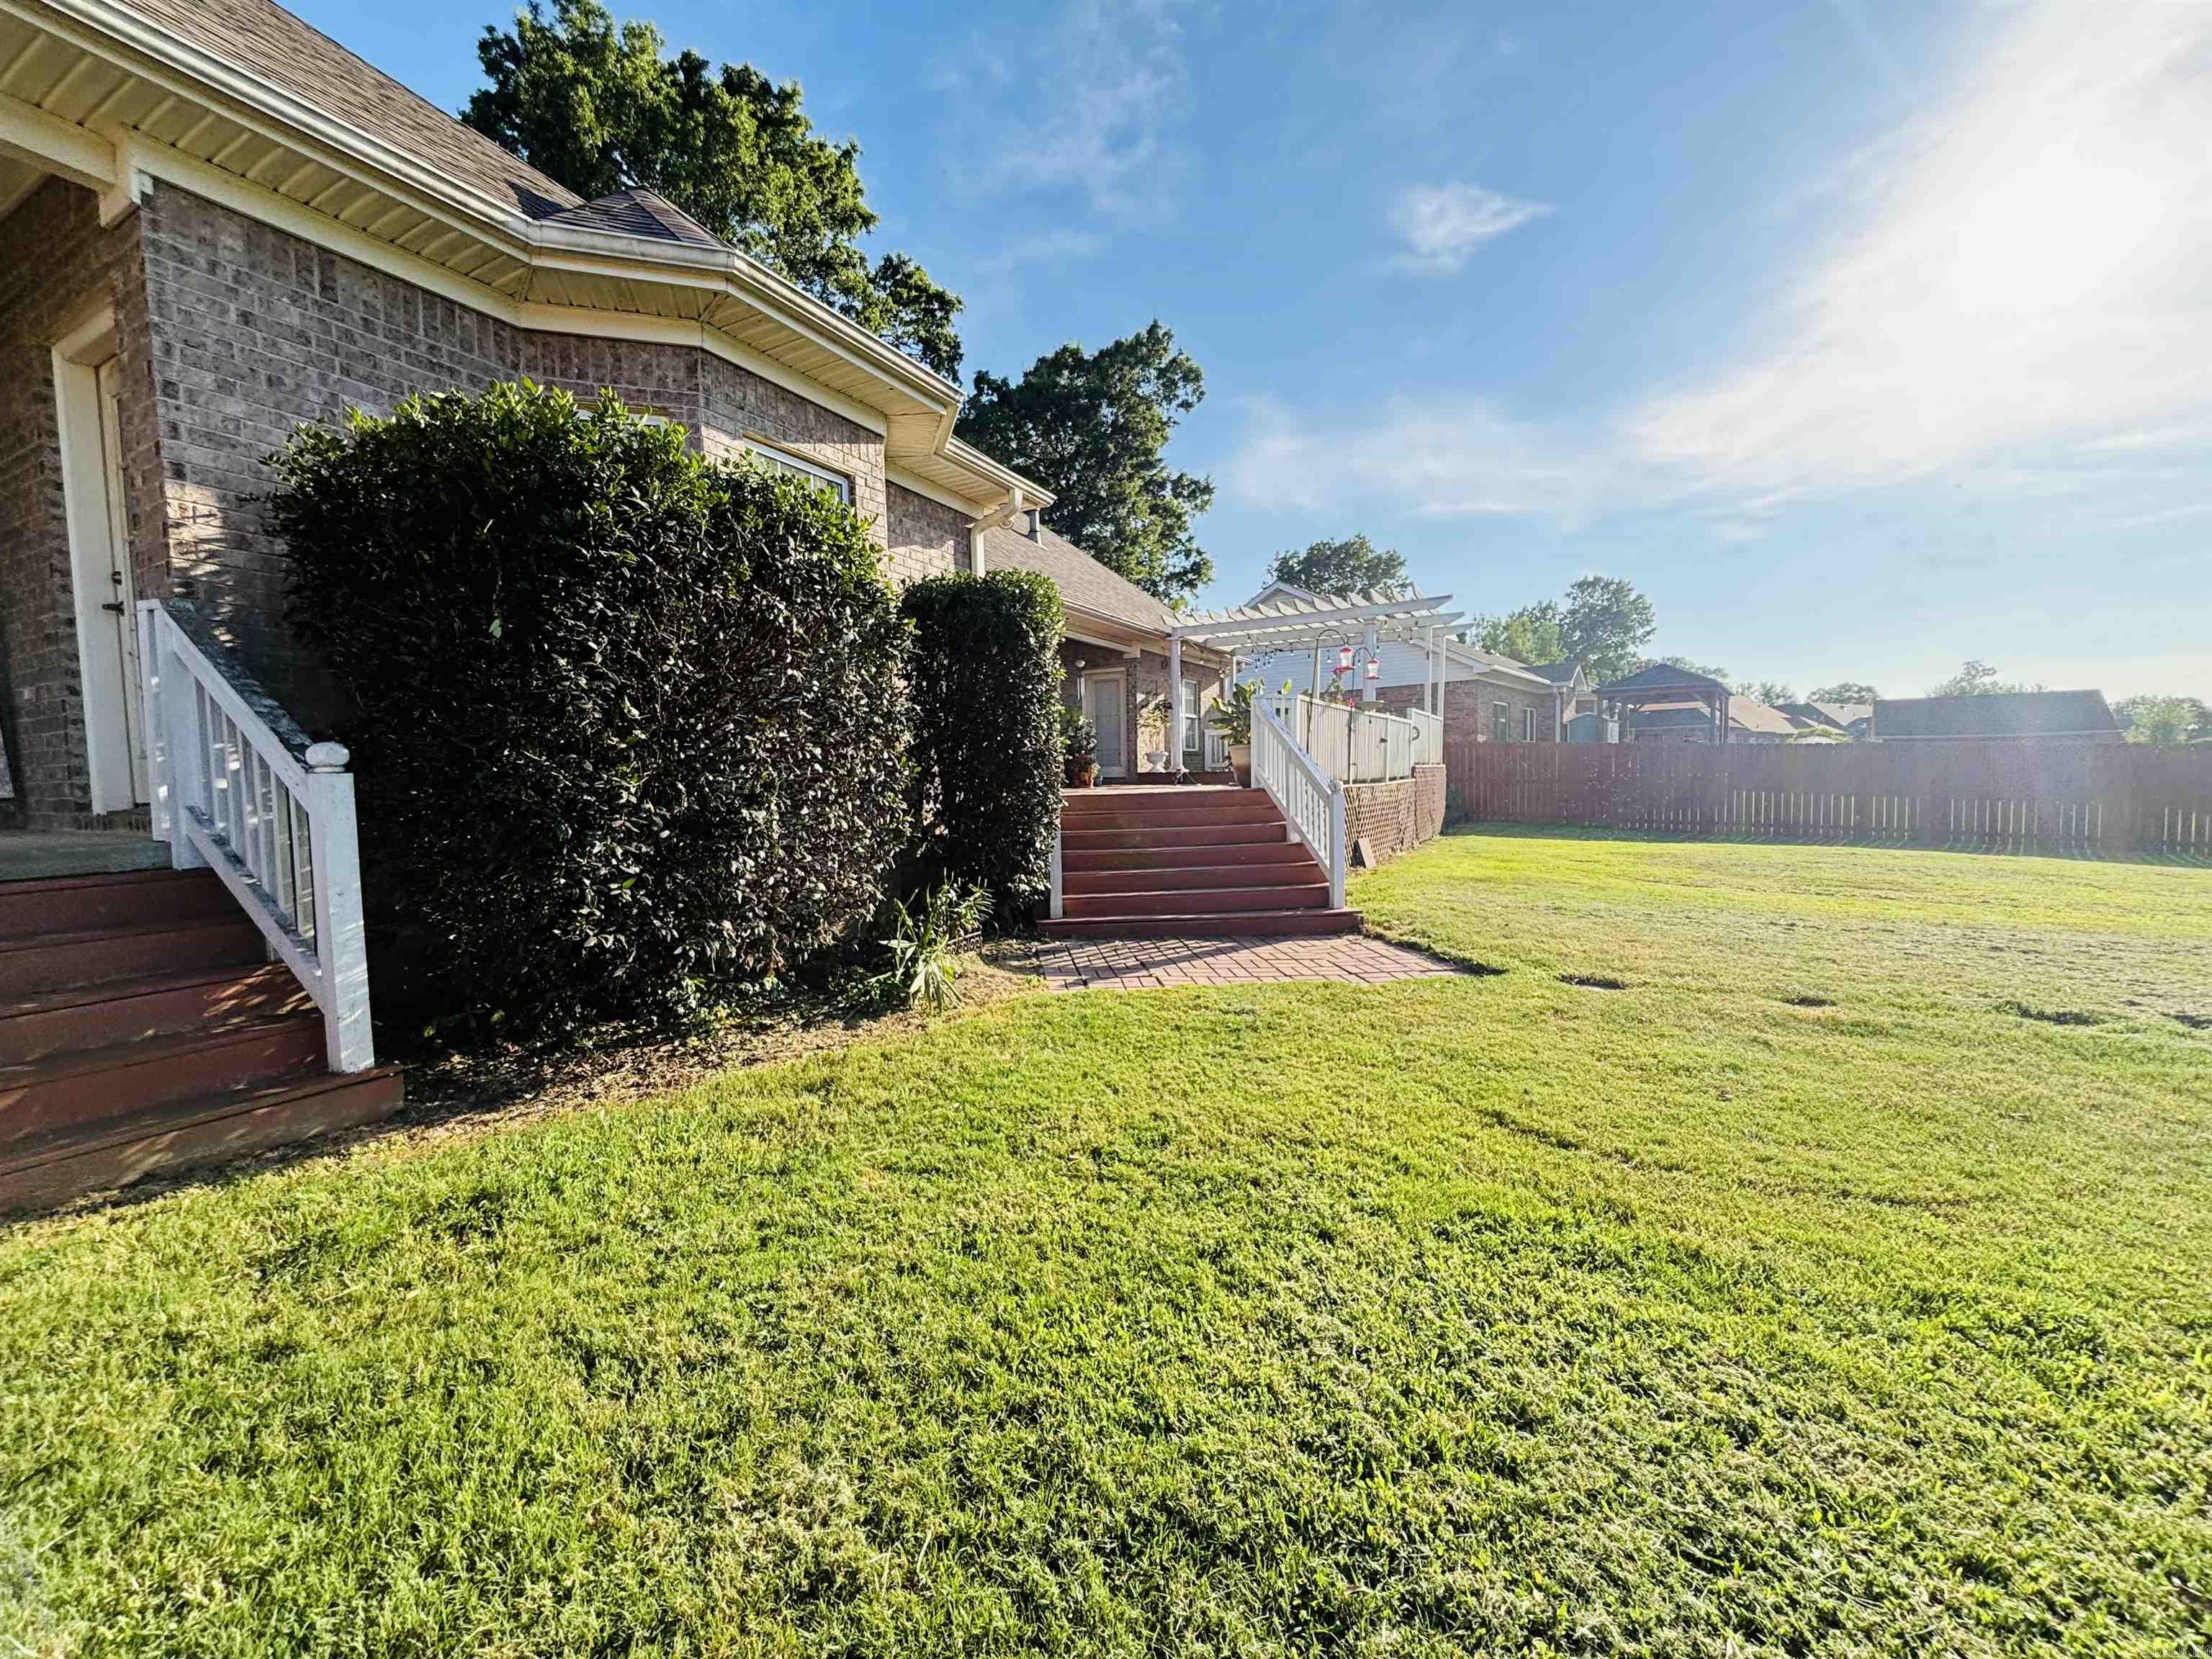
[1,834,2208,1655]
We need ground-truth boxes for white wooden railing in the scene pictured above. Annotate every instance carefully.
[138,601,374,1071]
[1252,699,1346,909]
[1262,694,1426,786]
[1408,707,1443,767]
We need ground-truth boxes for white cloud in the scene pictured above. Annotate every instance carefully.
[970,227,1109,276]
[1624,1,2212,509]
[980,0,1187,218]
[1226,395,1596,521]
[1389,182,1550,271]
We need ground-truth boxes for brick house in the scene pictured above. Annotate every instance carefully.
[0,0,1079,833]
[982,513,1227,779]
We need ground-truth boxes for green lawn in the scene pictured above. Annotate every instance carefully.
[3,831,2208,1656]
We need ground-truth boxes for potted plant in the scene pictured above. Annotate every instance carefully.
[1061,705,1100,788]
[1205,680,1264,786]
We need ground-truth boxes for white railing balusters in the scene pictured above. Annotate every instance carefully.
[1252,700,1346,910]
[1048,824,1064,921]
[138,601,374,1071]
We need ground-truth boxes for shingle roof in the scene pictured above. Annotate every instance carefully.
[538,189,725,248]
[1640,696,1797,736]
[984,523,1177,638]
[1874,691,2121,739]
[1525,660,1581,685]
[1599,662,1728,694]
[112,0,585,217]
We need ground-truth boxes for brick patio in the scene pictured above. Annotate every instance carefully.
[1009,933,1462,992]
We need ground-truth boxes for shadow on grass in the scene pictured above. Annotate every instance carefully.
[1437,820,2212,870]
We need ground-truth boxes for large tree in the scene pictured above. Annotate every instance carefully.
[1560,577,1658,682]
[958,323,1215,605]
[464,0,962,377]
[2113,694,2210,746]
[1266,534,1406,596]
[1735,679,1796,706]
[1469,601,1563,665]
[1809,680,1878,703]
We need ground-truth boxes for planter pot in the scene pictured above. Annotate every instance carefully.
[1065,755,1097,787]
[1228,742,1251,787]
[1081,763,1101,788]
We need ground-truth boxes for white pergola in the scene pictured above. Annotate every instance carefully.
[1167,588,1466,727]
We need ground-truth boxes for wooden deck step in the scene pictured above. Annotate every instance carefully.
[0,1065,405,1213]
[1,1013,325,1147]
[0,962,307,1065]
[0,917,266,1000]
[1062,862,1319,895]
[1063,882,1329,920]
[0,868,236,940]
[1041,909,1361,940]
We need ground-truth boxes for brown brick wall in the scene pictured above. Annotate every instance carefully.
[1379,677,1558,744]
[133,181,896,727]
[884,480,971,587]
[0,178,161,829]
[1344,763,1446,865]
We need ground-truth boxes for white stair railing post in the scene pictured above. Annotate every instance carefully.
[1328,781,1346,909]
[305,742,374,1071]
[1048,828,1064,921]
[135,602,174,848]
[160,614,210,871]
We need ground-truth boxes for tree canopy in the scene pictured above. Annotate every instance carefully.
[1928,660,2042,697]
[2114,694,2210,746]
[1809,680,1878,704]
[1265,534,1407,596]
[958,323,1215,606]
[1735,680,1796,706]
[464,0,962,377]
[1470,602,1564,666]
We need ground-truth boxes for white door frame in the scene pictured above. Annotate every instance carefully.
[53,300,146,814]
[1084,667,1129,778]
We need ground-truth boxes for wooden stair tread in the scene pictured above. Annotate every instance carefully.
[0,1009,320,1087]
[0,961,295,1022]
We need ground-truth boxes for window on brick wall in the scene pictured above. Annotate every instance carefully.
[1522,706,1537,742]
[742,437,851,505]
[1493,701,1509,743]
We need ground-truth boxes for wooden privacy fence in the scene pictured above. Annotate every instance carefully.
[1446,739,2212,853]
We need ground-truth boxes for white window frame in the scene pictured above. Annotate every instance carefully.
[742,436,852,505]
[1522,706,1537,743]
[1493,701,1510,743]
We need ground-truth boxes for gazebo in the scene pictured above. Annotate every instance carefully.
[1596,664,1735,745]
[1166,588,1467,727]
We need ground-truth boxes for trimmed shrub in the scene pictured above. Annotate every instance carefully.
[900,570,1063,917]
[266,381,910,1031]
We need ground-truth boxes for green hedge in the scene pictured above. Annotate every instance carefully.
[268,382,911,1031]
[900,570,1063,918]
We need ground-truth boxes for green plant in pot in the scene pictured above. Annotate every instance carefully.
[1205,679,1266,786]
[1061,703,1100,787]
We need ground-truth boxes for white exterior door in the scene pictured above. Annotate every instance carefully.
[56,317,148,813]
[1084,672,1127,778]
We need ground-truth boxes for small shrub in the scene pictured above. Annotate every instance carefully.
[902,570,1063,920]
[268,381,910,1033]
[871,881,989,1010]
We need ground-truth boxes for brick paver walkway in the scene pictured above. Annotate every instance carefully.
[1010,933,1461,992]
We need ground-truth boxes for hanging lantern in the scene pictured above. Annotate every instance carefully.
[1336,643,1354,673]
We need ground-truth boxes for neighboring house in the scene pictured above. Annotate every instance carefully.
[0,0,1053,835]
[1872,691,2124,744]
[982,513,1227,778]
[1779,701,1873,739]
[1629,697,1799,745]
[1526,660,1619,743]
[1241,584,1570,743]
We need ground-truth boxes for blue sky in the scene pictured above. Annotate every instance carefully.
[297,0,2211,702]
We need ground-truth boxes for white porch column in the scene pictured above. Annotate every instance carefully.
[1362,619,1379,703]
[1166,634,1182,770]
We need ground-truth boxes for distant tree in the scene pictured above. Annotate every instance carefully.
[1735,679,1796,706]
[1266,534,1407,596]
[959,323,1214,606]
[1559,577,1657,682]
[1928,660,2041,697]
[2113,694,2209,746]
[1468,601,1564,665]
[464,0,963,377]
[1642,654,1732,683]
[1809,680,1878,703]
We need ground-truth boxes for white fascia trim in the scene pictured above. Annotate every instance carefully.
[0,85,116,187]
[944,435,1053,508]
[1066,629,1143,659]
[122,136,894,436]
[884,463,993,516]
